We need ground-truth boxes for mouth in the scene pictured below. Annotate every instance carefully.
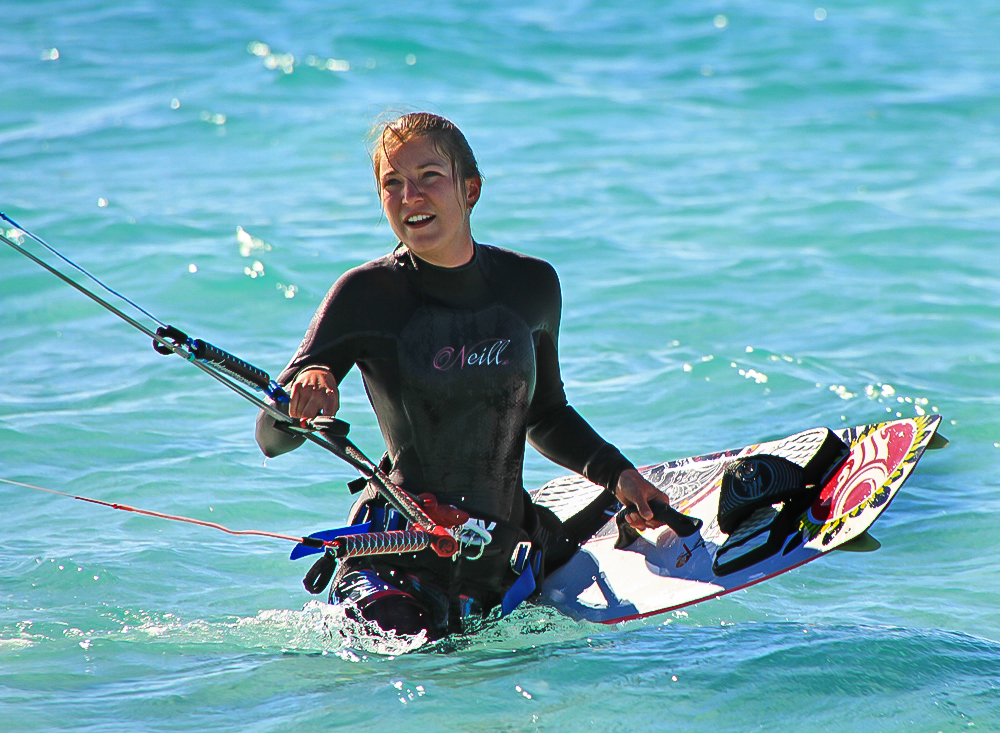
[405,213,435,228]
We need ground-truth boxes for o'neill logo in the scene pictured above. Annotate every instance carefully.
[433,339,510,370]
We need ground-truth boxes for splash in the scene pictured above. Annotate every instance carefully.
[233,601,429,657]
[138,601,428,657]
[236,226,271,257]
[426,603,575,654]
[24,602,428,659]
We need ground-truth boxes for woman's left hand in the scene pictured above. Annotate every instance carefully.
[614,468,670,531]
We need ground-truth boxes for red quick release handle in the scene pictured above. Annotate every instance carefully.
[427,525,459,558]
[418,493,470,528]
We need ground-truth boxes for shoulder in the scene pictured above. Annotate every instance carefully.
[479,244,562,329]
[323,252,407,303]
[308,252,414,333]
[479,244,560,294]
[334,252,402,289]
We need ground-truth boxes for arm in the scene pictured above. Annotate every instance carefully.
[255,270,368,457]
[526,343,671,531]
[524,265,669,530]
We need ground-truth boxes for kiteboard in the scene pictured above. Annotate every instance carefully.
[533,415,945,624]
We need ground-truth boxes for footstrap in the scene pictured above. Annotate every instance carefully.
[717,454,813,535]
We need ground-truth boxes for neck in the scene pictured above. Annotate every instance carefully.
[411,235,475,268]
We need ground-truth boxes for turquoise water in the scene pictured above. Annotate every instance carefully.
[2,0,999,730]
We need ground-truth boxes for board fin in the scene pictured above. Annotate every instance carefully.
[834,530,881,553]
[928,433,949,450]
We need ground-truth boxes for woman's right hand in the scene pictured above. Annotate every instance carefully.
[288,367,340,419]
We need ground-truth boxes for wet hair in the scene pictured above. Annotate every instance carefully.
[369,112,483,191]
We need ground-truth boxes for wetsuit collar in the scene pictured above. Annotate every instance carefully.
[397,242,494,309]
[393,241,479,270]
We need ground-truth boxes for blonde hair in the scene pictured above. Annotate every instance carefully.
[369,112,483,191]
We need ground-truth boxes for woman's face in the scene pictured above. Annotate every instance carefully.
[377,135,481,268]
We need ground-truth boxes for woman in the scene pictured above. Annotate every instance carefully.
[256,112,669,638]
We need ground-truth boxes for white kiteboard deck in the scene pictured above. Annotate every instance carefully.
[533,415,944,624]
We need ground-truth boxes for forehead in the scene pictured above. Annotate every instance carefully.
[377,135,451,177]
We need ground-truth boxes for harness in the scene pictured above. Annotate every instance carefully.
[295,468,554,632]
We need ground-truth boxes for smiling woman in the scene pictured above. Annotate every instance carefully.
[254,111,670,639]
[375,134,481,267]
[372,113,482,267]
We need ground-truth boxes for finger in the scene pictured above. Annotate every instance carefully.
[625,509,660,532]
[320,390,340,417]
[312,388,341,419]
[291,393,318,420]
[288,382,307,418]
[290,383,325,419]
[625,510,645,531]
[300,393,325,420]
[633,492,654,520]
[305,389,338,420]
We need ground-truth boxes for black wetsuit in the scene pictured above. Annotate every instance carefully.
[256,243,632,633]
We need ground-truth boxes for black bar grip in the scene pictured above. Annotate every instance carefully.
[190,339,272,391]
[649,500,703,537]
[309,417,350,437]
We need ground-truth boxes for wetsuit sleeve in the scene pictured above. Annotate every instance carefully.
[255,270,370,457]
[524,269,635,493]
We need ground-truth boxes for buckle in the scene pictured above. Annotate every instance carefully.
[456,521,492,562]
[510,541,532,575]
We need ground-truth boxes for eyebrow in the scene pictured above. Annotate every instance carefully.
[382,159,446,173]
[414,159,447,170]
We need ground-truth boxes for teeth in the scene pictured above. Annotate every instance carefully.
[407,214,433,224]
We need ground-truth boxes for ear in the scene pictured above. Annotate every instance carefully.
[465,177,482,210]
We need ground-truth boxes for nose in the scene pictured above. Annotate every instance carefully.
[401,177,423,203]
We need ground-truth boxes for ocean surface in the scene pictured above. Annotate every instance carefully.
[2,1,999,730]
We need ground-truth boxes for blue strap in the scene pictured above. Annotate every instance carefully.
[500,550,542,617]
[290,505,409,561]
[356,505,408,532]
[289,521,372,560]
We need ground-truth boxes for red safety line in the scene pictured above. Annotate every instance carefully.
[2,477,459,559]
[1,477,306,544]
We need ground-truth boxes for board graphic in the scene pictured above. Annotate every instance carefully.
[535,415,943,624]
